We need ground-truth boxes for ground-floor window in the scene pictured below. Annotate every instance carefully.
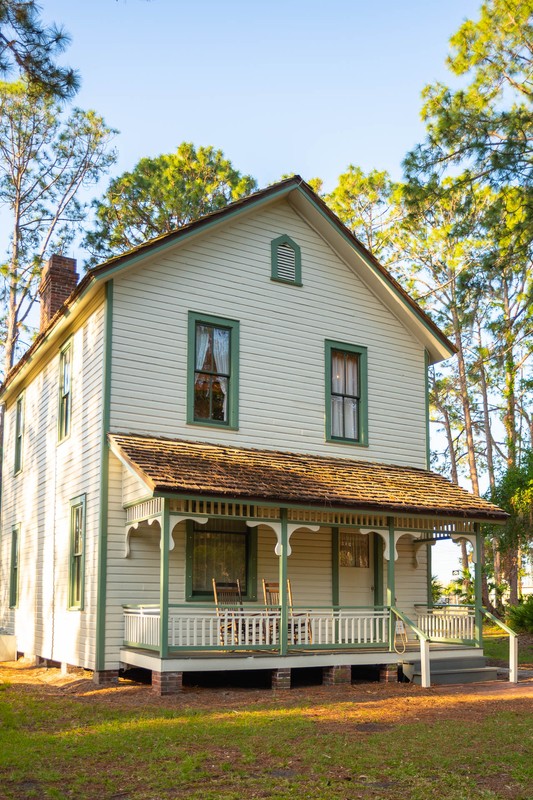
[9,526,19,608]
[186,519,257,600]
[69,495,86,609]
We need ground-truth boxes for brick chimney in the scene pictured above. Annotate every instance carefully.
[39,255,79,332]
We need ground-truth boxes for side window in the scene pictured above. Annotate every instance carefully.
[271,235,302,285]
[325,340,368,446]
[58,342,72,441]
[9,526,19,608]
[186,519,257,601]
[187,312,239,429]
[340,531,370,568]
[69,495,86,610]
[14,394,24,474]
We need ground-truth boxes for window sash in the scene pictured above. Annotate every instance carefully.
[59,346,72,440]
[331,349,360,440]
[14,396,23,473]
[10,529,19,608]
[69,497,85,609]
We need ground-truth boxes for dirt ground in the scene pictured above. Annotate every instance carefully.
[1,658,533,721]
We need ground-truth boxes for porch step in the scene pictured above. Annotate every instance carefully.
[401,656,499,686]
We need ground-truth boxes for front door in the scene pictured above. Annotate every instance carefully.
[338,530,374,607]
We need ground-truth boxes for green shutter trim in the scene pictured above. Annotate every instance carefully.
[95,280,113,672]
[160,499,170,658]
[324,339,368,446]
[68,494,86,610]
[331,527,339,607]
[270,234,302,286]
[186,311,240,430]
[9,525,19,608]
[373,533,383,606]
[424,349,431,469]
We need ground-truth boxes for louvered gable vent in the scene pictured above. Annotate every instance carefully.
[271,234,302,286]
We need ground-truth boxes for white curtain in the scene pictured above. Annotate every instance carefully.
[213,328,230,416]
[195,325,211,372]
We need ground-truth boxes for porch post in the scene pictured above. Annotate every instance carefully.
[387,517,395,649]
[474,523,483,647]
[159,498,170,658]
[279,508,289,656]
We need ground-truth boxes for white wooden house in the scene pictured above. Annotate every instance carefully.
[0,177,512,694]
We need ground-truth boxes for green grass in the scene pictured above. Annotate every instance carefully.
[1,682,532,800]
[483,627,533,666]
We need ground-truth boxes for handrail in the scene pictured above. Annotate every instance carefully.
[391,606,431,688]
[415,603,475,610]
[481,607,518,683]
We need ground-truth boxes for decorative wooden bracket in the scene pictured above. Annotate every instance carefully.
[247,521,320,556]
[124,514,208,557]
[450,533,478,563]
[362,528,425,562]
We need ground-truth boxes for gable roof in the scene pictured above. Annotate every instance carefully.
[109,433,507,523]
[0,175,455,397]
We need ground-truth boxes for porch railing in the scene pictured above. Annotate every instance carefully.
[415,604,476,642]
[123,605,390,651]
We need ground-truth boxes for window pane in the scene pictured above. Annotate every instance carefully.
[344,397,358,440]
[331,351,344,393]
[192,531,247,593]
[345,353,359,396]
[194,373,211,419]
[212,377,228,421]
[196,324,214,371]
[212,328,230,375]
[331,396,343,437]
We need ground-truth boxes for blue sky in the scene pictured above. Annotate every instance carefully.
[41,0,483,582]
[44,0,480,189]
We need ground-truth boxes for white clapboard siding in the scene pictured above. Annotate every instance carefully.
[110,200,427,468]
[122,466,150,506]
[0,301,105,668]
[392,536,428,627]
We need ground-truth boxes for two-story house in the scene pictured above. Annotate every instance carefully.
[0,177,509,693]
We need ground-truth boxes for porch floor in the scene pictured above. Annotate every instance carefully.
[119,643,482,674]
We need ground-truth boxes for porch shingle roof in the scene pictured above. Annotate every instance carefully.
[109,433,508,522]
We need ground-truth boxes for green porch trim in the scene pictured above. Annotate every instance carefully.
[474,523,483,647]
[270,234,302,285]
[373,533,383,606]
[279,509,289,656]
[424,349,431,469]
[427,543,433,608]
[324,339,368,446]
[160,499,170,658]
[186,311,240,430]
[95,280,113,672]
[386,518,395,649]
[331,527,339,607]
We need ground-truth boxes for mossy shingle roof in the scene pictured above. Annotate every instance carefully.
[109,433,507,522]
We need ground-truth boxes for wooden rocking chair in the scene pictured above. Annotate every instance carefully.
[212,578,243,645]
[262,579,312,644]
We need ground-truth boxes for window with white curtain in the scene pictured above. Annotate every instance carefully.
[325,340,368,445]
[187,312,240,429]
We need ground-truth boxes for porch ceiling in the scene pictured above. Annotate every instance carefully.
[109,433,508,523]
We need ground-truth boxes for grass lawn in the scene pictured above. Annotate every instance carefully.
[483,628,533,667]
[1,666,533,800]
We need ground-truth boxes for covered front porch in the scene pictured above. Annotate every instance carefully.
[108,434,514,693]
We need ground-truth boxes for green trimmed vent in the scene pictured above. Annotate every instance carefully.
[271,235,301,285]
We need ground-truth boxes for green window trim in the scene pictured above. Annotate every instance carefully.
[58,340,73,442]
[68,494,86,610]
[270,234,302,286]
[325,339,368,446]
[14,394,24,475]
[185,520,257,602]
[187,311,240,430]
[9,526,19,608]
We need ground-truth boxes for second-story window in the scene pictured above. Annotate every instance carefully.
[58,343,72,441]
[14,395,24,473]
[187,312,239,429]
[325,340,368,446]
